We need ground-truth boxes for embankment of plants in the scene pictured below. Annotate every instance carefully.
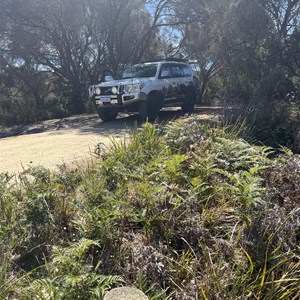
[1,117,299,299]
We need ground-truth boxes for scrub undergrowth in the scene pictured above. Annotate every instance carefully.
[0,117,299,299]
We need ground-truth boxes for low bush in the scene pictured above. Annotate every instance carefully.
[0,117,299,299]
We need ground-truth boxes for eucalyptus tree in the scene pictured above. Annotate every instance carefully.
[172,0,272,104]
[264,0,300,76]
[0,0,172,117]
[169,0,299,146]
[173,0,299,102]
[0,0,94,114]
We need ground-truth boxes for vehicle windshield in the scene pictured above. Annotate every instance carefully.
[116,63,158,80]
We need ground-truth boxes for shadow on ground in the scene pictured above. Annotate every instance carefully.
[78,106,222,137]
[0,106,222,139]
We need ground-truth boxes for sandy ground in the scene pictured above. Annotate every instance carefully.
[0,107,220,174]
[1,129,110,173]
[0,113,130,173]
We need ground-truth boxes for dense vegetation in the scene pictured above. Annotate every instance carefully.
[1,118,299,299]
[1,0,300,149]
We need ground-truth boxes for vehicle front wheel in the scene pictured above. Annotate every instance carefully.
[97,109,118,122]
[139,95,161,121]
[181,90,196,113]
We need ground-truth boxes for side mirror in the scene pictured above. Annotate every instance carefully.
[161,70,170,78]
[104,75,114,82]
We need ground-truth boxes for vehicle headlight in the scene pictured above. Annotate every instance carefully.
[95,87,101,95]
[111,86,118,94]
[124,83,142,94]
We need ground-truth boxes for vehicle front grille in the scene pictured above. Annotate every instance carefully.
[100,86,117,95]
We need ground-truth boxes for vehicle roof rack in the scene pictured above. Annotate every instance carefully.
[140,57,187,63]
[164,57,188,62]
[139,58,198,64]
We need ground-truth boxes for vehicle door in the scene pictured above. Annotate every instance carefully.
[158,63,174,102]
[178,65,194,97]
[169,64,185,102]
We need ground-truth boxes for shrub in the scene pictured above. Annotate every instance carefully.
[1,118,299,299]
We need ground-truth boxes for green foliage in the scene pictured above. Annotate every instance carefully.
[227,96,300,149]
[20,239,123,300]
[174,0,300,149]
[0,173,24,299]
[100,122,166,188]
[1,118,299,299]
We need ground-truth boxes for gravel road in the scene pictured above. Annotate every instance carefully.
[0,107,220,173]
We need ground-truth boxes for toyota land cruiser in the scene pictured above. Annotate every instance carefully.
[89,61,197,121]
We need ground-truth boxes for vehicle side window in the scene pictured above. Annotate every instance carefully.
[170,65,184,78]
[159,64,171,78]
[182,65,193,77]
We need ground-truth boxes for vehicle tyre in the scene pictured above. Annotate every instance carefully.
[97,109,118,121]
[181,90,196,113]
[139,95,161,121]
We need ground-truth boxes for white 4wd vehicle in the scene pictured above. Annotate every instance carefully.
[89,61,197,121]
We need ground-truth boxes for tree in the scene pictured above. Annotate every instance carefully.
[170,0,299,146]
[0,0,170,118]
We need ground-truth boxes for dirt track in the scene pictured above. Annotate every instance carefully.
[0,107,220,173]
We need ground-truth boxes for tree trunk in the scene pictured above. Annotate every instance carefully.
[198,74,209,105]
[70,83,85,114]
